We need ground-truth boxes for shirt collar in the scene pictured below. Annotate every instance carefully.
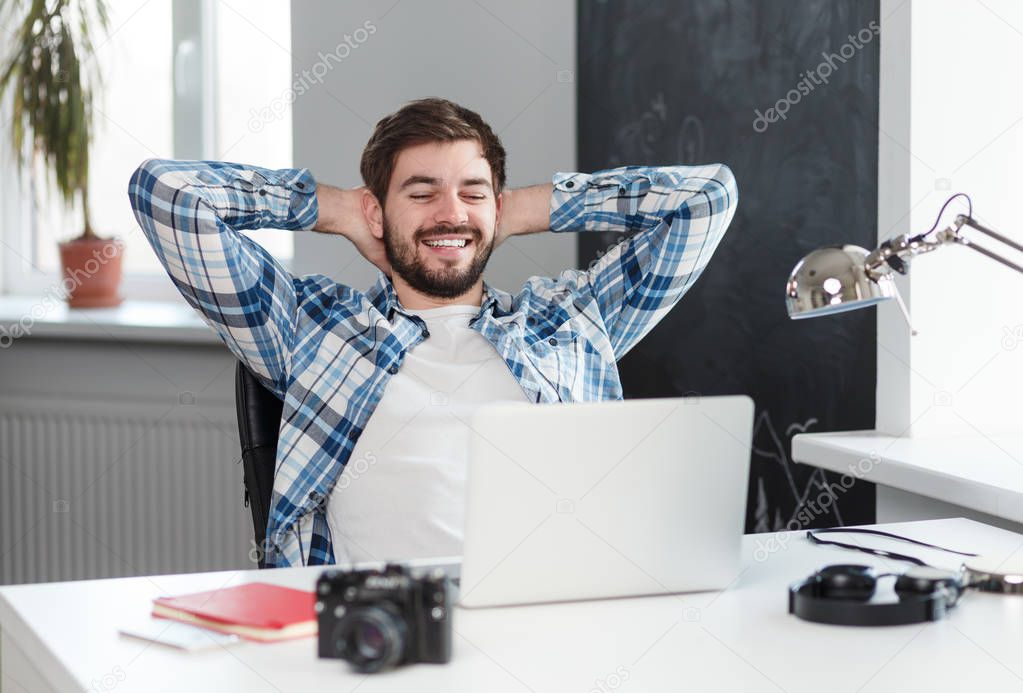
[366,270,511,321]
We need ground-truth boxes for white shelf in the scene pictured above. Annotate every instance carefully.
[0,295,221,345]
[792,430,1023,524]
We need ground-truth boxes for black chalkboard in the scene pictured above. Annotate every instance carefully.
[577,0,879,532]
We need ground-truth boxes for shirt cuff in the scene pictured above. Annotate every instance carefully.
[264,167,319,231]
[549,169,631,232]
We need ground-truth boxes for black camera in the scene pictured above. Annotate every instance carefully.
[316,563,453,673]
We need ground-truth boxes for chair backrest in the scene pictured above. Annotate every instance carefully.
[234,362,284,568]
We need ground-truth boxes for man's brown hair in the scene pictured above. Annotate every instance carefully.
[360,97,507,206]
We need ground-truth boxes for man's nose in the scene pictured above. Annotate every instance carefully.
[433,191,468,227]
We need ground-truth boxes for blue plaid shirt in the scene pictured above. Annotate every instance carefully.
[128,159,737,568]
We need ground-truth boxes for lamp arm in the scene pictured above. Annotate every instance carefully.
[868,216,1023,278]
[952,216,1023,275]
[959,215,1023,253]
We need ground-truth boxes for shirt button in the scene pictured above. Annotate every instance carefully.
[258,188,267,196]
[388,364,399,375]
[565,181,575,189]
[421,328,430,339]
[548,337,557,346]
[526,317,536,326]
[295,181,305,189]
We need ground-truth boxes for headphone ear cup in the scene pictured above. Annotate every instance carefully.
[815,564,877,600]
[894,566,962,602]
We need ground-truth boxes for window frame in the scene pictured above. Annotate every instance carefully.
[0,0,293,303]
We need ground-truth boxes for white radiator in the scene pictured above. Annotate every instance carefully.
[0,398,254,585]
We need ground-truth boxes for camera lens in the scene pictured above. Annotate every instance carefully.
[354,621,386,660]
[336,606,407,673]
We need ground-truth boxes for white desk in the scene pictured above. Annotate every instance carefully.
[3,518,1023,692]
[793,431,1023,533]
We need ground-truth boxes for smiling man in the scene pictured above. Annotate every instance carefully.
[128,97,737,568]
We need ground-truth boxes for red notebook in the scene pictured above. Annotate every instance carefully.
[152,583,317,642]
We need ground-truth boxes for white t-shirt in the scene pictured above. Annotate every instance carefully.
[325,303,529,564]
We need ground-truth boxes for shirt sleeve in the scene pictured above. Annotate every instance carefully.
[548,163,738,360]
[127,158,320,398]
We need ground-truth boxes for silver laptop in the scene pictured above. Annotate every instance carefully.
[458,395,754,608]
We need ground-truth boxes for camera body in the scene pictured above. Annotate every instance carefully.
[316,563,452,672]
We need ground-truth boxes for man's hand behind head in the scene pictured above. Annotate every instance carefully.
[314,184,392,277]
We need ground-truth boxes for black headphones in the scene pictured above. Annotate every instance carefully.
[789,563,964,626]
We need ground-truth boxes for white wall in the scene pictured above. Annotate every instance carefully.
[878,0,1023,437]
[289,0,577,292]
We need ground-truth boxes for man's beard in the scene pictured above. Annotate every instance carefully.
[382,218,494,299]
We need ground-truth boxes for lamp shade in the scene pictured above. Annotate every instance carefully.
[786,245,894,319]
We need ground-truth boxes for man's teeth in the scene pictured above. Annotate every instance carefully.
[424,239,468,248]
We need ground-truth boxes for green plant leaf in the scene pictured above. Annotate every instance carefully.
[0,0,109,237]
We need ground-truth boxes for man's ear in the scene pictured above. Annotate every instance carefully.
[362,189,385,240]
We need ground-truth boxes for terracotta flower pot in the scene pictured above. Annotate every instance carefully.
[57,236,125,308]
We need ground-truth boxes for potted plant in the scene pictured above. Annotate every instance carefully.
[0,0,124,308]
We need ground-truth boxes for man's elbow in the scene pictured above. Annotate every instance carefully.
[664,162,738,222]
[128,158,169,194]
[668,163,737,260]
[697,163,738,243]
[127,159,186,244]
[128,159,154,204]
[708,163,738,220]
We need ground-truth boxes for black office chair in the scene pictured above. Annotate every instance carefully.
[235,362,284,568]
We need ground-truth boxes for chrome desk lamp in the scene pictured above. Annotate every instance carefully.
[786,194,1023,331]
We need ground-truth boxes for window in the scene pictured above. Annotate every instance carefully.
[1,0,294,301]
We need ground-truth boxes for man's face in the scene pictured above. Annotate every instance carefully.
[379,139,500,299]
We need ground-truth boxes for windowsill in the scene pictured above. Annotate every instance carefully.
[0,294,221,345]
